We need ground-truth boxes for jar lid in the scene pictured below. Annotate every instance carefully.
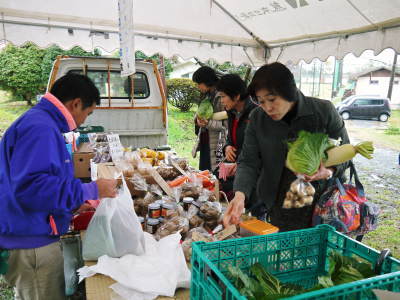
[162,202,176,209]
[138,216,145,223]
[148,203,161,209]
[183,197,194,203]
[146,218,160,225]
[155,200,164,206]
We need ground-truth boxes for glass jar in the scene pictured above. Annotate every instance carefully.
[182,197,194,211]
[146,218,160,234]
[148,202,161,219]
[161,202,177,217]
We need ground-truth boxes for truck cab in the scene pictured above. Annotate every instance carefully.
[48,56,168,148]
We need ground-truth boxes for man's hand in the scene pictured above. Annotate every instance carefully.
[196,117,209,128]
[96,179,118,198]
[302,163,334,182]
[223,191,245,227]
[225,145,237,162]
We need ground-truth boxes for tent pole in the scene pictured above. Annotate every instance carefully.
[212,0,270,60]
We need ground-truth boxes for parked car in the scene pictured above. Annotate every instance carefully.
[48,56,168,148]
[336,95,391,122]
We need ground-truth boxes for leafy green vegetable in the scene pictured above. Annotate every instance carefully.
[286,131,331,175]
[226,252,375,299]
[197,99,214,120]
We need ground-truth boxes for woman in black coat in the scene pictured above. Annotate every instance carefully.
[215,74,262,216]
[223,63,350,231]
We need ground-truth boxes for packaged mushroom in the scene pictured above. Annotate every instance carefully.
[180,182,203,200]
[282,178,315,209]
[157,166,180,181]
[133,192,157,217]
[154,216,189,240]
[181,239,193,262]
[199,201,221,220]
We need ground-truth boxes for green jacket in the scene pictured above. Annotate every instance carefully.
[234,90,350,213]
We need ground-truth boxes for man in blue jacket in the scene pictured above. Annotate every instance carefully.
[0,73,117,300]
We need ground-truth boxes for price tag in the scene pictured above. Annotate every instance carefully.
[107,134,123,162]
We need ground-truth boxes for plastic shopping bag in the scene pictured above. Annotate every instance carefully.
[82,178,145,260]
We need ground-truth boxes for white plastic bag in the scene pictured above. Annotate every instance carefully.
[78,232,191,300]
[82,178,145,260]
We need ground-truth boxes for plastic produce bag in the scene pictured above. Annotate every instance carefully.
[283,177,315,209]
[82,179,145,260]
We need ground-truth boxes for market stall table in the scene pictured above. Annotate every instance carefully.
[81,231,190,300]
[84,260,190,300]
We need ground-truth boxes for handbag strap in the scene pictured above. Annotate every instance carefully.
[348,161,365,198]
[335,177,347,196]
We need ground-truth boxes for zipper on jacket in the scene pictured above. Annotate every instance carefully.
[49,215,59,235]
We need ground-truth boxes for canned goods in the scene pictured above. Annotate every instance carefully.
[148,202,161,219]
[161,202,177,217]
[182,197,194,211]
[146,218,160,234]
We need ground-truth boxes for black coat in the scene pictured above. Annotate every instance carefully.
[223,98,258,160]
[234,90,350,231]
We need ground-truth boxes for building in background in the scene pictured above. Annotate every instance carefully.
[169,57,198,79]
[351,67,400,109]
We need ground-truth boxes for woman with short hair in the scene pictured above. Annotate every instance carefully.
[223,62,350,232]
[192,66,227,171]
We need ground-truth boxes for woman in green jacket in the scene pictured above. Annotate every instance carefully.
[223,62,350,232]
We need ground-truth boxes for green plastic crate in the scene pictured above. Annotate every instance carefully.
[190,224,400,300]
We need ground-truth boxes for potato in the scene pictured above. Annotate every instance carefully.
[303,196,314,205]
[305,184,315,196]
[282,199,293,209]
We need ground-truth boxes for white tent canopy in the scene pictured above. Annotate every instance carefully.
[1,0,399,66]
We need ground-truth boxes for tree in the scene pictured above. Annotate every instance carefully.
[41,45,100,86]
[0,43,45,105]
[135,51,175,78]
[166,78,200,112]
[203,59,250,79]
[0,43,100,105]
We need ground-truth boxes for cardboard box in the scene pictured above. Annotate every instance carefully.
[73,143,95,178]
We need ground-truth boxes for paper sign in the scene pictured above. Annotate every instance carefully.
[90,159,97,181]
[118,0,135,77]
[107,134,124,162]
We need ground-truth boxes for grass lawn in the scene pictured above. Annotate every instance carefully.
[0,91,30,136]
[346,110,400,151]
[167,104,199,168]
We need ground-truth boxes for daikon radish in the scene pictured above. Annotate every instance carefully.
[212,111,228,120]
[324,141,374,167]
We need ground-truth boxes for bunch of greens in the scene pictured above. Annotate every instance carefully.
[227,251,374,299]
[314,251,375,289]
[227,263,303,300]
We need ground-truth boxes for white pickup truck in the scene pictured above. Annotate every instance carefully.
[47,56,168,148]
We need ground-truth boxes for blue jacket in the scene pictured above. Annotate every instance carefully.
[0,97,84,242]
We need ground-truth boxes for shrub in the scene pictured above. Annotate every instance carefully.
[166,78,200,112]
